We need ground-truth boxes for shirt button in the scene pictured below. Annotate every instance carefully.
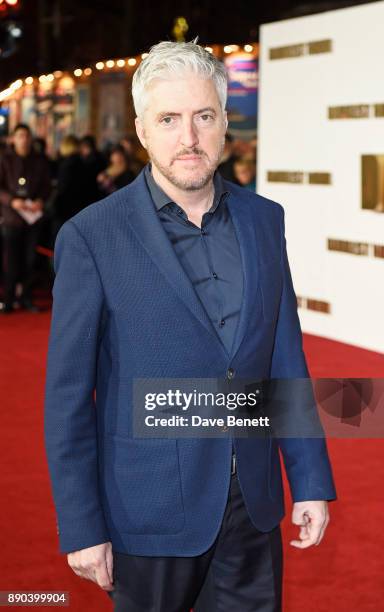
[227,368,235,380]
[212,272,218,279]
[219,319,225,327]
[201,228,206,235]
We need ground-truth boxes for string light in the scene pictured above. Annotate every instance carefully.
[10,79,22,89]
[0,44,256,105]
[224,44,241,53]
[0,88,13,102]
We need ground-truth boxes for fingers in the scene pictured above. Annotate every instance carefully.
[106,545,114,584]
[67,543,114,591]
[94,559,114,591]
[290,518,322,548]
[290,504,330,549]
[70,557,113,590]
[315,509,330,546]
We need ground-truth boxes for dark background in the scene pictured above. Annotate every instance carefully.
[0,0,376,89]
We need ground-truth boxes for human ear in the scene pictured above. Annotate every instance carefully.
[135,117,147,150]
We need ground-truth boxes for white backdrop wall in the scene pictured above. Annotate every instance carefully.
[258,1,384,354]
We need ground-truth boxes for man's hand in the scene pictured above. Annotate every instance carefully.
[290,500,330,548]
[67,542,114,591]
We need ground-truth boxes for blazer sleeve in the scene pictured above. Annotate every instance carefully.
[270,206,337,503]
[44,219,110,553]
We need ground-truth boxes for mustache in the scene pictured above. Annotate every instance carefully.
[172,147,207,161]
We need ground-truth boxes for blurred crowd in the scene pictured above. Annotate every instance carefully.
[0,123,257,314]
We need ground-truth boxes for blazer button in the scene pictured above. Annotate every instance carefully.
[227,368,235,380]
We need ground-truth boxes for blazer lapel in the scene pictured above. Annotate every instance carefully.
[226,191,261,360]
[120,172,225,348]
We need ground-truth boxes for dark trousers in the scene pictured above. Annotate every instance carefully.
[108,472,283,611]
[1,222,42,306]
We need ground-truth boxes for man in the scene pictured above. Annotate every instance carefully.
[44,41,336,611]
[233,158,257,191]
[0,123,51,313]
[79,134,107,205]
[217,132,239,184]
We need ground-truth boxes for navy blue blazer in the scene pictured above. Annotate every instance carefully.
[44,168,337,555]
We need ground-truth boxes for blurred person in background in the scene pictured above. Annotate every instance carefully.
[50,135,88,241]
[97,144,135,196]
[79,134,107,204]
[0,123,51,314]
[120,134,145,175]
[233,158,256,191]
[33,137,47,157]
[217,132,239,183]
[0,138,8,158]
[33,136,58,182]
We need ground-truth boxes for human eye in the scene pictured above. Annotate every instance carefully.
[160,116,175,126]
[197,113,215,124]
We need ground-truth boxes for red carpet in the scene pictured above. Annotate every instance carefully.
[0,295,383,611]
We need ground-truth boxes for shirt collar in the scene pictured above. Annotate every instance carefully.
[144,162,229,214]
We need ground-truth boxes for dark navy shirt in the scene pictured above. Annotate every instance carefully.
[144,163,243,355]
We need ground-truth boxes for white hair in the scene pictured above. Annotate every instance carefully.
[132,40,228,118]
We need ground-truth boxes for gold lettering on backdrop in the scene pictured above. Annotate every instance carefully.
[328,240,384,258]
[374,245,384,258]
[328,239,369,256]
[328,105,370,119]
[269,39,332,60]
[361,155,384,213]
[267,171,304,183]
[329,104,384,119]
[267,172,331,184]
[307,299,331,313]
[308,173,332,184]
[269,44,305,60]
[308,39,332,54]
[297,296,331,314]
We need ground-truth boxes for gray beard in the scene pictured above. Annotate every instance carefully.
[147,137,225,192]
[151,161,214,191]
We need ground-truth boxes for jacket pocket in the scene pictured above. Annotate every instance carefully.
[101,436,185,535]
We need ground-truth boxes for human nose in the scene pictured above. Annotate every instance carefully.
[179,117,199,149]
